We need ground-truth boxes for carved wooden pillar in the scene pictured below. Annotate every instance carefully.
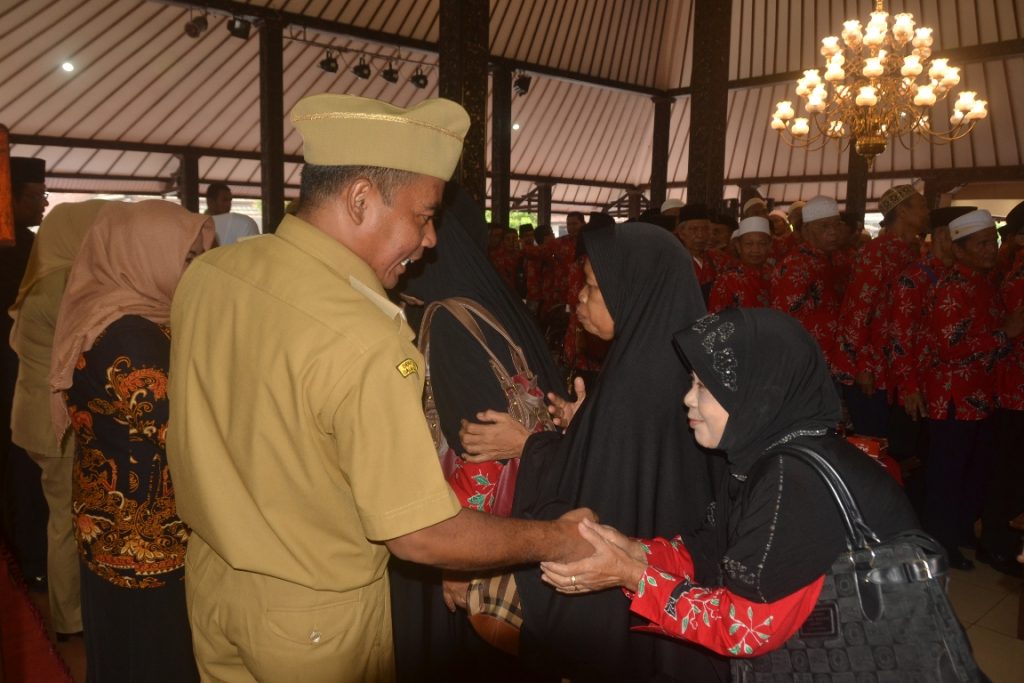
[686,0,731,212]
[259,16,285,232]
[845,144,869,221]
[650,95,673,210]
[537,182,552,226]
[490,65,512,228]
[438,0,488,207]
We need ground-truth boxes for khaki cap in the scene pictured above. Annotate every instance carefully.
[291,94,471,181]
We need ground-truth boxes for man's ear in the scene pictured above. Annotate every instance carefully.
[345,177,374,226]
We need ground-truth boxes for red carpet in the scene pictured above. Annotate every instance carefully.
[0,542,73,682]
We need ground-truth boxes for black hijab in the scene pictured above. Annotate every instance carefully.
[513,223,727,681]
[673,308,842,476]
[671,309,914,603]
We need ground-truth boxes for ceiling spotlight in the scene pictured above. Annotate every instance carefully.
[410,68,429,89]
[319,50,338,73]
[226,16,251,39]
[352,57,371,80]
[512,122,521,131]
[61,61,75,72]
[513,72,532,96]
[381,62,399,84]
[184,13,208,39]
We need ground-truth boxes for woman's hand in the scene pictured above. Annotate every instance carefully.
[548,376,587,428]
[540,518,647,594]
[441,573,471,613]
[459,411,529,462]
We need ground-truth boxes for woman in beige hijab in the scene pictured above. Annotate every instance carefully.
[50,200,214,683]
[9,199,108,639]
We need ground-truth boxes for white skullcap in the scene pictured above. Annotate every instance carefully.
[949,209,995,241]
[801,196,840,224]
[734,216,770,239]
[769,208,788,219]
[742,197,767,214]
[661,198,684,213]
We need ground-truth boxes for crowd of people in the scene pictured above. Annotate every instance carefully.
[0,91,1019,682]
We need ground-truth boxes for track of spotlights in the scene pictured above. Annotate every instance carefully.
[352,58,371,79]
[227,16,251,39]
[410,68,429,89]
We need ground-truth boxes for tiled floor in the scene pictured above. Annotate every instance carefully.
[948,549,1024,683]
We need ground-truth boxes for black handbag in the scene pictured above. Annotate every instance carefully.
[732,444,988,683]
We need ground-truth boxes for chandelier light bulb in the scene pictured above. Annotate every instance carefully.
[856,86,878,107]
[950,111,965,126]
[913,27,933,48]
[863,57,884,78]
[901,55,923,77]
[803,69,822,88]
[928,58,949,81]
[941,67,960,88]
[864,27,886,48]
[914,84,937,107]
[825,64,846,82]
[770,117,787,131]
[966,100,988,120]
[954,91,977,112]
[842,20,863,48]
[791,118,810,136]
[893,13,915,42]
[826,120,844,137]
[775,101,796,120]
[820,36,841,57]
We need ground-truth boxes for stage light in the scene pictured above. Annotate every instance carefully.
[184,14,208,39]
[513,72,532,96]
[410,68,428,89]
[381,62,399,83]
[319,50,338,73]
[227,16,251,39]
[352,58,371,80]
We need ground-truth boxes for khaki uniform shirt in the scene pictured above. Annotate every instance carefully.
[11,270,71,457]
[167,215,460,593]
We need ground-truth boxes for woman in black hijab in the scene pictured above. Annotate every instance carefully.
[389,185,564,681]
[465,222,726,681]
[540,308,917,662]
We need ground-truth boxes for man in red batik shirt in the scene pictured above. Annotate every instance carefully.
[674,204,715,303]
[923,209,1024,570]
[770,195,843,371]
[835,185,929,437]
[709,216,772,313]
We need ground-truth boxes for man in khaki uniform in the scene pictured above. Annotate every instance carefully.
[167,94,591,683]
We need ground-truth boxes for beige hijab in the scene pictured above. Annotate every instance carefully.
[49,200,215,438]
[9,200,109,336]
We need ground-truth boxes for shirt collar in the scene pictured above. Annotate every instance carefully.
[274,214,407,324]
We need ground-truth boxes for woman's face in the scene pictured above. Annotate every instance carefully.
[576,258,615,340]
[683,372,730,448]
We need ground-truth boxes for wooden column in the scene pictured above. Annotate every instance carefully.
[259,16,285,233]
[537,182,552,226]
[490,65,512,228]
[178,152,200,213]
[438,0,489,208]
[686,0,731,211]
[845,144,869,221]
[650,95,673,210]
[627,189,644,220]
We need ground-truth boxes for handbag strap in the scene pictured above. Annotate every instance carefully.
[767,444,882,552]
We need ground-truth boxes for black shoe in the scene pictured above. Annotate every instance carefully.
[947,549,975,571]
[976,547,1024,578]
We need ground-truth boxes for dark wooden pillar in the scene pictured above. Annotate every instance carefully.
[650,95,673,210]
[687,0,731,212]
[845,144,869,222]
[490,65,512,228]
[438,0,489,208]
[259,16,285,233]
[537,182,552,226]
[627,189,644,220]
[178,152,200,213]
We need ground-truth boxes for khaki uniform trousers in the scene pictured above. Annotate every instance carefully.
[185,534,395,683]
[27,443,82,633]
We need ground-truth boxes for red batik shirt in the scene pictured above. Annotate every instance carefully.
[771,232,799,264]
[999,251,1024,410]
[626,536,823,658]
[834,234,920,389]
[887,255,948,406]
[488,246,521,293]
[771,244,842,369]
[708,262,771,313]
[923,262,1010,421]
[524,235,578,315]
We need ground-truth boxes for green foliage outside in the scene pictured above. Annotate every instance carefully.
[484,210,539,232]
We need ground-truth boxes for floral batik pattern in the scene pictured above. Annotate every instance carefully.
[709,263,770,314]
[770,244,842,370]
[626,535,823,658]
[67,316,189,589]
[999,251,1024,410]
[888,256,947,407]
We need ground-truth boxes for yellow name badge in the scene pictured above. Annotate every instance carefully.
[396,358,419,377]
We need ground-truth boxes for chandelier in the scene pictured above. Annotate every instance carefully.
[770,0,988,165]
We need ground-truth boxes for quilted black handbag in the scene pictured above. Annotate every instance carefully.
[732,444,988,683]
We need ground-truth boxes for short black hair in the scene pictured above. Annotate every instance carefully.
[299,165,416,210]
[566,211,586,223]
[206,182,231,203]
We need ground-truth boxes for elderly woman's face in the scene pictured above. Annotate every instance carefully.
[576,258,615,340]
[683,372,729,448]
